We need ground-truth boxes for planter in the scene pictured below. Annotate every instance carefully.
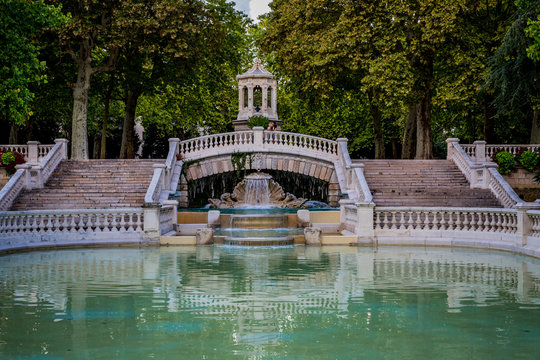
[502,165,540,189]
[0,167,9,188]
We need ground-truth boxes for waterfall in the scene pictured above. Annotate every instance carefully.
[244,178,270,206]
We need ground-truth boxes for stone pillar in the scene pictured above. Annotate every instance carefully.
[515,203,540,246]
[178,175,189,208]
[248,86,254,111]
[446,138,460,161]
[355,202,375,243]
[304,227,321,246]
[168,138,180,157]
[162,199,178,233]
[26,141,40,164]
[196,228,213,245]
[153,163,167,192]
[474,140,486,162]
[143,204,161,243]
[253,126,264,146]
[271,85,277,113]
[262,85,268,112]
[55,139,69,160]
[238,86,244,110]
[15,164,32,190]
[208,210,220,228]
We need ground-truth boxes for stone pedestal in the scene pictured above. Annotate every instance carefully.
[196,228,213,245]
[304,227,322,246]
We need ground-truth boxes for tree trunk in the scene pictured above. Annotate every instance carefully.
[71,59,92,159]
[415,93,433,159]
[530,108,540,143]
[402,105,417,159]
[120,90,140,159]
[368,90,385,159]
[100,76,114,159]
[8,124,18,144]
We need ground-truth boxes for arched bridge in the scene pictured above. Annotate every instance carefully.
[166,128,372,207]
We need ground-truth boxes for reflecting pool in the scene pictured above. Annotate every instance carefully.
[1,246,540,359]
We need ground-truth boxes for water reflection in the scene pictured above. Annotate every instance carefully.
[0,246,539,359]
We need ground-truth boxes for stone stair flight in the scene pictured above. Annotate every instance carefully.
[10,159,162,210]
[356,159,501,207]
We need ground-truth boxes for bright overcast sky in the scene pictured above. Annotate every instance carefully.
[232,0,271,22]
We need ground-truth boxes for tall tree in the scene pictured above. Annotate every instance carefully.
[0,0,66,142]
[486,1,540,143]
[54,0,123,159]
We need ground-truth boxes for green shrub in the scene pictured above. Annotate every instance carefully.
[517,150,539,171]
[1,152,15,166]
[247,115,269,129]
[493,151,515,174]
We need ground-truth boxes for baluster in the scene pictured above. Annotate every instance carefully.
[46,214,54,234]
[462,211,470,231]
[125,213,133,232]
[407,211,414,229]
[111,213,119,232]
[61,214,69,233]
[119,212,127,232]
[489,212,497,232]
[78,213,86,233]
[136,213,143,232]
[389,211,397,230]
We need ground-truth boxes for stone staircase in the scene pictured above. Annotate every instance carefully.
[10,159,162,210]
[357,160,501,207]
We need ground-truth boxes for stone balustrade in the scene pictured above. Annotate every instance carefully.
[446,138,522,208]
[461,143,540,161]
[0,142,56,163]
[0,139,68,211]
[178,128,338,161]
[0,208,144,251]
[374,207,518,234]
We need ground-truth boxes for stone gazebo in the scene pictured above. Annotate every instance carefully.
[233,59,280,131]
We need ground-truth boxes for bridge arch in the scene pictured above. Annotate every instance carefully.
[177,129,345,207]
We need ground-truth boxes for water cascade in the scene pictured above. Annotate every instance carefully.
[211,172,304,246]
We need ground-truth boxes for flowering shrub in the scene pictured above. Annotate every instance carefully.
[493,151,515,174]
[0,149,25,175]
[517,151,539,172]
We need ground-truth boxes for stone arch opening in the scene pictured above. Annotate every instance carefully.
[253,85,262,111]
[243,87,248,108]
[267,87,272,109]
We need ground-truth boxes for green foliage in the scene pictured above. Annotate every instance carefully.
[248,116,269,129]
[231,152,253,183]
[0,149,25,174]
[518,150,539,171]
[0,0,67,125]
[1,152,15,166]
[494,151,515,174]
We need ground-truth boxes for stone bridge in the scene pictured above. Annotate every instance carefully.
[175,128,356,207]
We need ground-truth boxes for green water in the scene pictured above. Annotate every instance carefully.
[1,246,539,359]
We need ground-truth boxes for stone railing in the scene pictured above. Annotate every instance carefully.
[446,138,522,208]
[0,139,68,211]
[462,143,540,160]
[178,128,339,161]
[0,208,144,251]
[374,207,518,234]
[336,138,372,203]
[374,206,540,257]
[0,142,56,163]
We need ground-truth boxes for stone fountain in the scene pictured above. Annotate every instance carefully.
[208,172,307,209]
[210,172,306,246]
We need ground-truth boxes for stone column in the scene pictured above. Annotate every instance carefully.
[355,202,375,243]
[54,139,69,160]
[238,85,244,111]
[248,86,254,111]
[446,138,460,161]
[253,126,264,147]
[474,140,486,162]
[143,203,161,244]
[271,83,277,114]
[26,141,40,164]
[262,85,268,113]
